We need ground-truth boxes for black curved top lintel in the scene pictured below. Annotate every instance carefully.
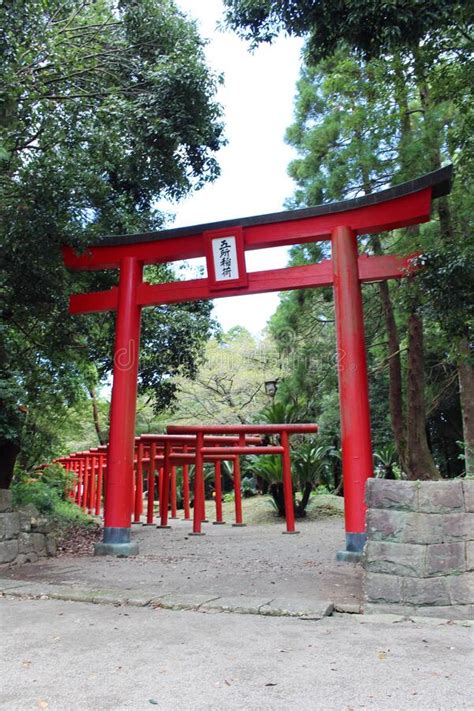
[96,165,453,248]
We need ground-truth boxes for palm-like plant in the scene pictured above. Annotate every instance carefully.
[257,401,299,425]
[247,441,336,518]
[374,444,400,480]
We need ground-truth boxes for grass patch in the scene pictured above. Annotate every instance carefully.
[202,493,344,526]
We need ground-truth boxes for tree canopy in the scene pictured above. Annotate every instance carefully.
[266,18,473,478]
[223,0,472,62]
[164,327,279,425]
[0,0,225,485]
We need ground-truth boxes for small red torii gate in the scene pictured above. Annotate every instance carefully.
[63,166,452,558]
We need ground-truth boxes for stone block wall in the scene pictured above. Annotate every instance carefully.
[0,489,57,566]
[363,479,473,619]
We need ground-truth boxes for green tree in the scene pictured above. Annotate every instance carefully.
[272,38,472,479]
[224,0,473,479]
[167,328,280,425]
[223,0,471,62]
[0,0,225,487]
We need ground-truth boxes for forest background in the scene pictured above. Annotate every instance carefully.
[1,0,472,491]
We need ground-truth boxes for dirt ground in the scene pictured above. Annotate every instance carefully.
[1,498,362,608]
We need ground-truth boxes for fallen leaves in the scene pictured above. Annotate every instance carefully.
[55,523,102,557]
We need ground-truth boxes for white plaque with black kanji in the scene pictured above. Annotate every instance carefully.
[211,236,239,281]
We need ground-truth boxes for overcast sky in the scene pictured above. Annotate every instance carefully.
[166,0,303,335]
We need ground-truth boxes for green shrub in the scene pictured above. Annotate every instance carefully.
[39,463,75,497]
[11,464,94,527]
[12,479,60,514]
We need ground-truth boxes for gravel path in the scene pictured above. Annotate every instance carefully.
[1,515,362,608]
[1,596,472,711]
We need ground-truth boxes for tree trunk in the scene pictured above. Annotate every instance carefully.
[371,236,407,470]
[296,481,312,516]
[383,464,396,480]
[88,387,106,445]
[269,482,285,517]
[379,280,407,469]
[406,312,441,480]
[0,440,20,489]
[458,337,474,478]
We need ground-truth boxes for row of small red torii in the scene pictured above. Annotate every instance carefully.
[54,424,318,535]
[60,166,452,558]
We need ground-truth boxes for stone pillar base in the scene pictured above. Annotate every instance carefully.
[94,527,138,557]
[94,541,139,557]
[337,532,366,561]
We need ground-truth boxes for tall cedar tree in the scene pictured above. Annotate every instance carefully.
[226,0,473,479]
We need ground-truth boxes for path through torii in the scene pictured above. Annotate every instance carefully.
[63,166,452,558]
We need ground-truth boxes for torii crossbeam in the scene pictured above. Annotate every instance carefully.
[63,166,452,558]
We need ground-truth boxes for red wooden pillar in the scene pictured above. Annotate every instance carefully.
[95,257,142,556]
[182,462,191,520]
[158,441,171,529]
[157,465,163,517]
[133,441,144,523]
[213,460,225,525]
[89,455,96,514]
[232,436,245,527]
[190,432,205,535]
[144,442,156,525]
[332,226,373,557]
[95,454,104,516]
[71,461,77,501]
[170,465,178,519]
[82,455,90,511]
[76,459,83,506]
[280,430,298,534]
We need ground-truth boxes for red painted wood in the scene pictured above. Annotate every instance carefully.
[182,462,191,520]
[103,257,143,531]
[134,441,144,523]
[62,188,431,271]
[200,446,284,455]
[61,172,448,551]
[244,190,431,250]
[332,226,373,535]
[214,461,223,524]
[280,430,296,534]
[168,424,318,434]
[146,442,157,524]
[192,433,205,535]
[233,435,245,526]
[159,440,171,528]
[69,254,417,315]
[69,287,117,314]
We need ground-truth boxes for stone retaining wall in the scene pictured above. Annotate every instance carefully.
[0,490,57,566]
[363,479,473,619]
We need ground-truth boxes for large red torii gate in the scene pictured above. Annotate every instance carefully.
[63,166,452,558]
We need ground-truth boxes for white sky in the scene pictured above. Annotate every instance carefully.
[165,0,303,335]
